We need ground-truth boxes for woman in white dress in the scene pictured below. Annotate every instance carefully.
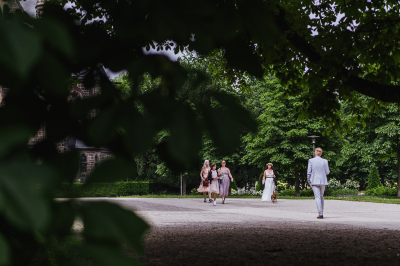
[261,163,276,202]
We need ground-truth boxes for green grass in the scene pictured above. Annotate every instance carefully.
[120,194,400,204]
[327,195,400,204]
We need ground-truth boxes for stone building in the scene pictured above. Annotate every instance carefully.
[1,0,115,181]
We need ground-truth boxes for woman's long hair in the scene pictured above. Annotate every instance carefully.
[202,160,210,172]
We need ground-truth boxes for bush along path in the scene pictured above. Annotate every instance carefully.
[54,182,149,198]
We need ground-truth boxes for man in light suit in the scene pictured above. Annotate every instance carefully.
[307,147,330,219]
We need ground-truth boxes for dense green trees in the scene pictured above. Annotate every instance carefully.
[338,95,400,194]
[367,165,383,190]
[242,76,343,195]
[3,0,400,264]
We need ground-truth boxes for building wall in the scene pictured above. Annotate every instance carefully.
[0,0,21,13]
[78,150,114,181]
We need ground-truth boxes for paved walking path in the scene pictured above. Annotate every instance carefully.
[89,198,400,230]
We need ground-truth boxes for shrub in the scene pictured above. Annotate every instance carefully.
[278,188,296,196]
[275,181,288,192]
[328,178,342,189]
[343,178,360,190]
[54,182,149,198]
[255,183,262,191]
[191,188,200,195]
[325,188,359,196]
[365,186,397,196]
[299,189,314,197]
[367,164,382,189]
[231,188,262,196]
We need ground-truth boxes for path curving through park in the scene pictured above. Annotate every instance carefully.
[75,198,400,265]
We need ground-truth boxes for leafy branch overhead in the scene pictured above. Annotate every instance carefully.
[1,0,400,265]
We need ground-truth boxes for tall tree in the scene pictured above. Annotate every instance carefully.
[339,95,400,194]
[242,76,343,196]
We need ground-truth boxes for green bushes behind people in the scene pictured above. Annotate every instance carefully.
[365,186,397,196]
[54,182,149,198]
[278,188,360,197]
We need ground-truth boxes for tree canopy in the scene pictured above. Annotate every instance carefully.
[2,0,400,264]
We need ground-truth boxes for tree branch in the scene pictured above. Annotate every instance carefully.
[274,5,400,103]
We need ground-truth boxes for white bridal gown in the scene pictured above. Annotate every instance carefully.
[261,170,275,202]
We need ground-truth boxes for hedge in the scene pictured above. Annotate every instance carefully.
[278,188,360,197]
[365,186,397,196]
[54,182,149,198]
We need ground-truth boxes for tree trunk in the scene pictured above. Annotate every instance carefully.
[183,175,186,195]
[397,142,400,198]
[295,165,300,197]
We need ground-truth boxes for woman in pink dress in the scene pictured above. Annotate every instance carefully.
[219,160,233,204]
[197,160,212,202]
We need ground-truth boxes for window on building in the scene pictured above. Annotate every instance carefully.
[80,153,87,173]
[95,154,100,167]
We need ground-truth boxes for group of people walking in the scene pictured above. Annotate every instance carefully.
[198,147,330,219]
[197,160,233,206]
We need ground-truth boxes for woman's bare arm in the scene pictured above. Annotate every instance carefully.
[227,168,233,181]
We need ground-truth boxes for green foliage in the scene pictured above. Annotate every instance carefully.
[278,188,296,196]
[55,182,149,197]
[365,186,397,197]
[256,172,264,191]
[231,180,238,191]
[279,188,360,197]
[4,0,400,263]
[328,178,342,189]
[242,76,343,185]
[275,181,288,192]
[299,190,314,197]
[190,188,201,195]
[367,165,383,189]
[343,179,360,190]
[1,2,264,263]
[325,189,360,197]
[338,95,400,185]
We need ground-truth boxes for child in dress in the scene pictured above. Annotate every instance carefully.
[208,163,220,206]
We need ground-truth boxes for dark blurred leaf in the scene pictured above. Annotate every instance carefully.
[0,16,41,78]
[224,37,263,78]
[51,150,81,183]
[48,200,76,236]
[0,125,34,157]
[86,157,136,184]
[0,160,56,230]
[88,107,120,145]
[0,232,10,265]
[167,104,202,164]
[211,91,258,132]
[35,17,75,58]
[203,106,242,154]
[120,110,154,155]
[80,201,149,253]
